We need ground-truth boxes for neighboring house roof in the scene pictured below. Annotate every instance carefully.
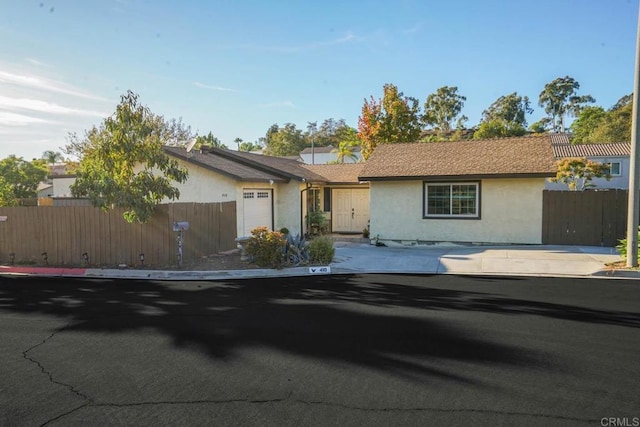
[300,146,362,155]
[549,133,571,145]
[37,182,53,192]
[303,163,366,184]
[551,142,630,158]
[359,135,557,181]
[48,163,68,176]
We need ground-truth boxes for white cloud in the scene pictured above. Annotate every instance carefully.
[194,82,236,92]
[0,70,109,101]
[0,95,107,117]
[0,111,55,126]
[24,58,52,68]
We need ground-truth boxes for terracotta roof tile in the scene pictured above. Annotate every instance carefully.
[552,142,630,158]
[359,135,557,180]
[549,133,571,145]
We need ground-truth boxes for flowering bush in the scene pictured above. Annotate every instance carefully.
[245,227,286,268]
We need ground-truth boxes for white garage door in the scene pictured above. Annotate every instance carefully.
[242,189,273,236]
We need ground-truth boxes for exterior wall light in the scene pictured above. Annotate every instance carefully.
[139,253,145,266]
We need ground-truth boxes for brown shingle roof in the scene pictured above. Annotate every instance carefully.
[359,135,557,180]
[164,146,330,183]
[302,163,366,184]
[164,147,289,182]
[212,148,326,182]
[552,142,630,158]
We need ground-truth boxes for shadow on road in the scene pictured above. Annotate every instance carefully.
[2,274,637,383]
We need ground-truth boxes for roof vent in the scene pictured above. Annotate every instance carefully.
[199,145,212,154]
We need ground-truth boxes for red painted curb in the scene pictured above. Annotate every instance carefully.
[0,266,86,276]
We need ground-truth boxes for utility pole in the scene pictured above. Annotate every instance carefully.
[307,121,317,165]
[626,2,640,267]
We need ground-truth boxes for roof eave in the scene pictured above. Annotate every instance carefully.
[359,172,555,181]
[210,148,307,181]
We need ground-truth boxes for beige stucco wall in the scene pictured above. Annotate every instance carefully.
[52,177,76,197]
[166,159,237,204]
[275,182,303,235]
[369,178,546,244]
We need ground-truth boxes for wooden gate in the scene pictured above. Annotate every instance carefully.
[542,190,627,247]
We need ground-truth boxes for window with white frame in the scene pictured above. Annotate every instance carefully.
[424,182,480,218]
[608,162,621,176]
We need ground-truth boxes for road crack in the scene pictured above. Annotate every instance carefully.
[22,326,94,426]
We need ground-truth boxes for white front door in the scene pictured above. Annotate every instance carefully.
[242,189,273,235]
[332,188,369,233]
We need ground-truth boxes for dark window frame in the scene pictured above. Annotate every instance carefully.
[423,181,481,219]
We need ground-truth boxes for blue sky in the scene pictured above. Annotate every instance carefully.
[0,0,637,160]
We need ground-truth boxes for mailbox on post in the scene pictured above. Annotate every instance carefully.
[173,221,189,231]
[173,221,189,267]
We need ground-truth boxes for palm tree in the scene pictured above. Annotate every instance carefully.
[331,141,358,163]
[41,150,64,164]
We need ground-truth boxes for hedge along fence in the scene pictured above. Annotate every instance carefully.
[0,202,237,267]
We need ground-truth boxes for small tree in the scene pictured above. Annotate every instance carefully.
[64,91,190,223]
[548,157,610,191]
[0,155,49,200]
[0,175,17,207]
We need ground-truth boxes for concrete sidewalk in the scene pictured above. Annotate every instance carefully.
[0,242,635,281]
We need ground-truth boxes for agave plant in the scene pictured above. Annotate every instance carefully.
[283,233,310,266]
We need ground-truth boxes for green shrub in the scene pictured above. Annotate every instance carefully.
[279,227,290,235]
[309,236,335,264]
[617,226,640,260]
[245,226,286,268]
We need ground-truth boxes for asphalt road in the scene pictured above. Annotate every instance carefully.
[1,274,639,426]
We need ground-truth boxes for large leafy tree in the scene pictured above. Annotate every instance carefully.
[64,91,190,223]
[569,106,607,143]
[538,76,595,133]
[357,83,422,159]
[423,86,468,134]
[548,158,610,191]
[262,123,306,156]
[474,92,533,139]
[590,94,632,142]
[195,131,227,149]
[306,118,354,147]
[0,155,49,201]
[570,94,632,143]
[238,140,263,152]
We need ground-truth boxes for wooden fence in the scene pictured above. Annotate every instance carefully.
[0,202,237,267]
[542,190,627,247]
